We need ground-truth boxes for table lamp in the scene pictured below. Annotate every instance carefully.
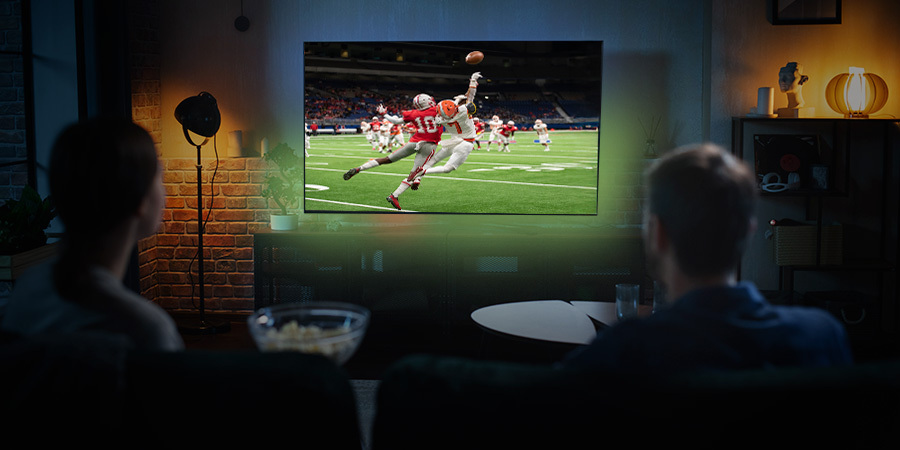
[825,67,889,118]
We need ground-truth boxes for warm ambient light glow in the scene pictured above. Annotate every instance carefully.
[825,67,889,118]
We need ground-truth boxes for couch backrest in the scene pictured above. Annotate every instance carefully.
[1,333,363,448]
[372,354,900,449]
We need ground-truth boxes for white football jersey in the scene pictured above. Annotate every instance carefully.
[489,118,502,130]
[534,123,548,135]
[435,104,476,139]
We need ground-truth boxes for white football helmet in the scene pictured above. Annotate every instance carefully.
[413,93,436,110]
[492,115,499,121]
[535,119,542,125]
[508,121,515,126]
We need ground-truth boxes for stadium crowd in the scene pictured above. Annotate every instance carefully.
[304,79,594,130]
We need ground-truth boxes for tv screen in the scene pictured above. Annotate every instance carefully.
[303,41,601,215]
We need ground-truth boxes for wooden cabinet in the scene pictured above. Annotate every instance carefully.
[732,117,899,339]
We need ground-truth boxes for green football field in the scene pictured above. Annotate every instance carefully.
[303,129,599,214]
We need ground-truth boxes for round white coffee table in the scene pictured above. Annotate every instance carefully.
[470,300,599,345]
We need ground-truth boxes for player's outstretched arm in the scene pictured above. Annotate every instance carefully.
[465,72,482,103]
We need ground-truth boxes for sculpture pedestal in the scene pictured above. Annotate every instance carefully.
[777,107,815,118]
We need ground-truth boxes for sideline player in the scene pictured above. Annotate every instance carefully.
[406,72,483,185]
[497,120,517,152]
[533,119,550,151]
[486,114,502,151]
[342,93,442,210]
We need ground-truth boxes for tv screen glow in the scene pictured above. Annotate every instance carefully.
[303,41,601,215]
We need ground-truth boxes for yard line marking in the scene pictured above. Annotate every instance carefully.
[305,197,417,212]
[307,167,596,190]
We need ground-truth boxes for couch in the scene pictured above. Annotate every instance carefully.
[0,331,362,447]
[373,354,900,449]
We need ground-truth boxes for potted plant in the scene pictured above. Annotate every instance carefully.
[0,186,58,280]
[261,142,303,231]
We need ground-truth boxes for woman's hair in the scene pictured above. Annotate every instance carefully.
[49,116,159,237]
[645,143,758,277]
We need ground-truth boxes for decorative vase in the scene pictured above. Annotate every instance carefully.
[644,139,657,158]
[270,214,297,231]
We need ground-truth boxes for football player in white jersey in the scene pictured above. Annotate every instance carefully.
[533,119,551,151]
[406,72,482,185]
[378,119,392,153]
[360,119,374,151]
[486,114,503,151]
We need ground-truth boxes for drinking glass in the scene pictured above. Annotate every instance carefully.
[652,280,666,314]
[616,283,640,321]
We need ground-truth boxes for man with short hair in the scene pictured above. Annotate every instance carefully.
[561,143,852,373]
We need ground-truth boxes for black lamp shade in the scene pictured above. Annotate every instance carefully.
[175,92,221,138]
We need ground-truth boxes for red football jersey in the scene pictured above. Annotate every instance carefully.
[401,106,442,143]
[475,121,485,133]
[499,124,517,136]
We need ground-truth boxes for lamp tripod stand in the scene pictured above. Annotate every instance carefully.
[175,92,230,335]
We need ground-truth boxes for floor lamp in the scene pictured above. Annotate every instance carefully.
[174,92,231,334]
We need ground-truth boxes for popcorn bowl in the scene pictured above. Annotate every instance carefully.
[247,302,370,365]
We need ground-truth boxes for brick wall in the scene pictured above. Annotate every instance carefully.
[154,157,271,312]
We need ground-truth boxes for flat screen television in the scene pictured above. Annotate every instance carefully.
[303,41,601,215]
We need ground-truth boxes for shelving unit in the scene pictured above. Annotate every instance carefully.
[732,117,899,339]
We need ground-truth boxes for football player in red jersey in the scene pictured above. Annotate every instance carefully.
[342,93,442,210]
[473,117,485,150]
[367,117,381,152]
[406,72,483,186]
[498,120,517,152]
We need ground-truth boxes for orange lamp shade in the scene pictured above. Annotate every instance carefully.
[825,67,889,118]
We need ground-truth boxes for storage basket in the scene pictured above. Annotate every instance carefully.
[773,222,842,266]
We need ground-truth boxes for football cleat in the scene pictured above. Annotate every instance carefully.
[386,195,401,210]
[407,166,426,182]
[410,178,421,190]
[343,167,360,180]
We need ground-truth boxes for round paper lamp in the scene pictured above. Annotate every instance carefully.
[825,67,889,118]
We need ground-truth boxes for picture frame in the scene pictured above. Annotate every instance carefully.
[771,0,841,25]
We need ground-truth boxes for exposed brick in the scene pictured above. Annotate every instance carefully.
[220,184,261,197]
[214,210,255,222]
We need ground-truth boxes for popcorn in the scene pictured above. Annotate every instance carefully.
[261,320,354,358]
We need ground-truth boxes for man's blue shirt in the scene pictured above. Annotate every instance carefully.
[561,282,853,373]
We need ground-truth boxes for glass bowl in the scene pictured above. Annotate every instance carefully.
[247,301,370,365]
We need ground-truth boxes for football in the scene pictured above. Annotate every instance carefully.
[465,51,484,65]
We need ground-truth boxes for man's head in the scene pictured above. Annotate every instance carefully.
[643,143,757,281]
[50,117,162,240]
